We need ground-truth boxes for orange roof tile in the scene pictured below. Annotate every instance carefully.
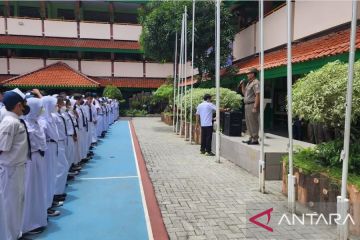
[0,35,140,51]
[94,77,166,89]
[3,62,99,88]
[235,27,360,74]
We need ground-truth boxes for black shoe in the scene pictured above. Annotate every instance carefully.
[67,175,75,181]
[26,226,46,235]
[55,193,67,198]
[47,208,60,217]
[248,141,259,145]
[200,151,205,155]
[242,140,251,144]
[52,201,64,208]
[68,171,79,177]
[71,165,82,171]
[54,195,66,202]
[19,236,33,240]
[205,152,215,156]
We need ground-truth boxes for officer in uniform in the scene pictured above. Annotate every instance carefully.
[239,68,260,145]
[0,88,30,240]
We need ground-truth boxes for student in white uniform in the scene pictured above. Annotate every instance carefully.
[39,96,60,217]
[53,96,69,200]
[69,99,82,168]
[0,88,30,240]
[74,95,89,163]
[63,99,79,176]
[96,98,104,138]
[22,95,48,235]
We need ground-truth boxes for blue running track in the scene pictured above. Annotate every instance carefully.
[34,121,152,240]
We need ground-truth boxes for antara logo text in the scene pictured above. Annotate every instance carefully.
[249,208,356,232]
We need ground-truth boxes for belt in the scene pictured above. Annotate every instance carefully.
[33,150,45,157]
[46,139,57,143]
[245,102,255,105]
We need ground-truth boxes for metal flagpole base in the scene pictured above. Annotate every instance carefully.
[337,196,349,240]
[287,174,296,213]
[259,159,265,193]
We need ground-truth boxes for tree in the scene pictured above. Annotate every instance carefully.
[139,0,235,81]
[102,85,123,100]
[292,60,360,134]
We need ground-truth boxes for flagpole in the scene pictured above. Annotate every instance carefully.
[286,0,296,213]
[173,31,178,132]
[259,0,266,193]
[215,0,221,163]
[184,7,188,141]
[337,1,358,239]
[189,0,195,144]
[178,15,185,135]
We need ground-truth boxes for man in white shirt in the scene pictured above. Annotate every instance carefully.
[196,94,216,156]
[0,88,30,240]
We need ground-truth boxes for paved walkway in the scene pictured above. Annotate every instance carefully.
[133,118,338,240]
[34,121,151,240]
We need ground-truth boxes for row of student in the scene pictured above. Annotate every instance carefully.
[0,89,119,240]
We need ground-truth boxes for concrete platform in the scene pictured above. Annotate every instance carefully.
[212,133,314,180]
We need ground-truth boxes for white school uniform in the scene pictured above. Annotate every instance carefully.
[76,104,87,160]
[70,100,81,165]
[0,111,28,240]
[91,100,98,143]
[22,98,48,233]
[96,103,104,137]
[53,112,69,195]
[63,110,76,167]
[39,96,60,208]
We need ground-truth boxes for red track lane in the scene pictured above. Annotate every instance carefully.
[129,120,169,240]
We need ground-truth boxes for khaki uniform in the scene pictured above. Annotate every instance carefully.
[244,79,260,142]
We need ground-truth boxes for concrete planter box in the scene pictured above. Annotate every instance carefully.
[161,113,173,126]
[282,162,360,236]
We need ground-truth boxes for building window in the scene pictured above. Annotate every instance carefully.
[114,13,138,24]
[82,52,111,60]
[48,50,78,59]
[18,6,41,18]
[114,53,142,61]
[13,49,48,58]
[57,9,75,20]
[83,10,110,22]
[0,49,7,57]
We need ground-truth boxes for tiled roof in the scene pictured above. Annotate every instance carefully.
[236,27,360,74]
[94,77,166,89]
[3,62,99,88]
[0,35,140,51]
[0,75,16,84]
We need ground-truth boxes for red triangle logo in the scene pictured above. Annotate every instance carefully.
[249,208,274,232]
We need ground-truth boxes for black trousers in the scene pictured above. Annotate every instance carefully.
[201,126,213,153]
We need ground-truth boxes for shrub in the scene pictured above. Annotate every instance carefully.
[103,85,123,100]
[179,87,242,117]
[292,60,360,129]
[151,84,174,106]
[124,109,148,117]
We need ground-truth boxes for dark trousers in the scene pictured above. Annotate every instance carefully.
[201,126,213,153]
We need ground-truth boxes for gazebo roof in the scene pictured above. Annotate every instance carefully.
[3,62,100,89]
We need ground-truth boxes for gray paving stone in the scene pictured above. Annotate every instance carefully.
[133,118,338,240]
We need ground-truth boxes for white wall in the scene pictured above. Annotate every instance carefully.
[146,63,173,78]
[0,58,7,74]
[233,1,355,61]
[294,1,353,40]
[255,5,287,52]
[80,22,110,40]
[9,58,44,75]
[233,25,256,61]
[7,18,42,36]
[0,17,5,34]
[114,62,143,77]
[45,20,77,38]
[81,61,111,76]
[113,24,142,41]
[46,59,79,71]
